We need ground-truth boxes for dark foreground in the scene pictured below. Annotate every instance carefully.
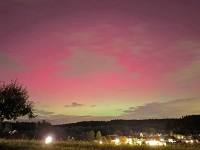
[0,139,200,150]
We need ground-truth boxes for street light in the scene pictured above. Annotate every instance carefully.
[45,136,52,144]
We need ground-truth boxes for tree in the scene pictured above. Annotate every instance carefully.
[127,130,134,136]
[88,130,95,141]
[0,122,3,134]
[107,136,112,144]
[0,79,37,122]
[115,130,123,136]
[101,136,107,143]
[81,130,95,141]
[3,122,12,132]
[170,130,173,136]
[96,131,102,140]
[119,136,127,144]
[81,132,86,140]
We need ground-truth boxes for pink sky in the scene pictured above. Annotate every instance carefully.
[0,0,200,124]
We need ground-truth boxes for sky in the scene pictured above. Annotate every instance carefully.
[0,0,200,125]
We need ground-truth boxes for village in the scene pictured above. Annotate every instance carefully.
[104,132,199,146]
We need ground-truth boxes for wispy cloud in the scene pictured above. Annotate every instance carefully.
[59,47,123,76]
[168,40,200,81]
[64,102,84,108]
[36,110,55,116]
[0,52,25,70]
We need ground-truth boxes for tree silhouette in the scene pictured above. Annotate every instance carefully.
[96,131,102,140]
[0,79,37,122]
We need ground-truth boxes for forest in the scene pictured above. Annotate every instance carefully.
[0,115,200,140]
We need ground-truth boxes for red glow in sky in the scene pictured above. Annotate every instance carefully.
[0,0,200,124]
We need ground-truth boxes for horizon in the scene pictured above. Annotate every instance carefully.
[1,0,200,125]
[16,114,199,125]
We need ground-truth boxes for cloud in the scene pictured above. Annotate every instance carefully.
[17,114,120,125]
[64,102,84,108]
[48,115,120,125]
[168,40,200,81]
[123,107,135,114]
[90,105,96,108]
[170,59,200,81]
[59,48,123,76]
[36,110,55,116]
[17,97,200,125]
[0,52,25,70]
[122,97,200,119]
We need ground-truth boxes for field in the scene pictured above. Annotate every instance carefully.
[0,139,200,150]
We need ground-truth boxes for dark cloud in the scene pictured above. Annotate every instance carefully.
[122,97,200,119]
[65,102,84,108]
[123,107,135,114]
[17,114,121,125]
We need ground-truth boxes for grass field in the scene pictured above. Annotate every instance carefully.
[0,139,200,150]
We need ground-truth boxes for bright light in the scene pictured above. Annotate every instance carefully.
[146,140,166,146]
[115,139,119,144]
[99,141,102,144]
[45,136,52,144]
[146,140,159,146]
[127,138,132,144]
[137,140,142,145]
[125,138,132,144]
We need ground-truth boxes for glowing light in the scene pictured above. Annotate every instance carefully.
[99,141,102,144]
[146,140,158,146]
[45,136,52,144]
[115,139,119,144]
[137,141,142,145]
[146,140,166,146]
[126,138,132,144]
